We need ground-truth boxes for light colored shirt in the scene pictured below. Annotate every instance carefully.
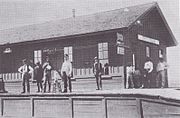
[156,61,168,72]
[144,61,153,73]
[61,60,72,76]
[43,62,52,70]
[126,66,134,75]
[18,64,33,76]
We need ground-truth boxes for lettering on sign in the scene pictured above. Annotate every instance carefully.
[116,33,124,45]
[138,34,159,45]
[3,48,12,53]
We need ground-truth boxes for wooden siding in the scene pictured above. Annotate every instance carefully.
[123,7,168,85]
[0,31,124,74]
[1,93,180,118]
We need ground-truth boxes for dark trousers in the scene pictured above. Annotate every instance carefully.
[62,72,72,92]
[37,80,43,92]
[156,70,166,88]
[22,76,30,92]
[95,74,102,90]
[128,75,134,88]
[43,74,51,92]
[144,72,153,88]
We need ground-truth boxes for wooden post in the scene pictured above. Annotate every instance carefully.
[102,98,107,118]
[31,98,34,117]
[0,98,3,116]
[136,98,144,118]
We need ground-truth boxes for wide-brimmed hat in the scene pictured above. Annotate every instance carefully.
[94,57,98,60]
[64,54,69,57]
[22,59,27,63]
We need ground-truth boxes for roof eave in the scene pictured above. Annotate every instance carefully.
[155,3,178,47]
[0,27,128,47]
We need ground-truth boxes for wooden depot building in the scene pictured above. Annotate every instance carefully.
[0,2,177,84]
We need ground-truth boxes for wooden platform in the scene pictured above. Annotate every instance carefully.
[1,89,180,118]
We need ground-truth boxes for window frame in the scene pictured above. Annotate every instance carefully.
[64,46,73,62]
[34,50,42,64]
[98,42,109,65]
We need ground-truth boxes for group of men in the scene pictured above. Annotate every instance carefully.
[18,54,167,93]
[126,57,168,89]
[18,54,72,93]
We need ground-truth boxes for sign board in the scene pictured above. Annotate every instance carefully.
[3,48,12,53]
[116,33,124,45]
[117,33,123,41]
[43,48,57,54]
[138,34,159,45]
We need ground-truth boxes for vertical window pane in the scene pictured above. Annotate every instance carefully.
[117,47,124,55]
[104,51,108,59]
[98,42,109,63]
[98,52,103,59]
[103,43,108,50]
[146,46,150,57]
[34,51,36,58]
[98,43,103,51]
[64,46,73,62]
[34,50,42,64]
[117,47,120,54]
[38,50,41,58]
[69,46,72,53]
[159,49,163,58]
[64,47,68,54]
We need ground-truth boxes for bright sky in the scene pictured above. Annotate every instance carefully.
[0,0,179,86]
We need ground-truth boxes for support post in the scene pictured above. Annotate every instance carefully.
[31,98,34,117]
[102,98,107,118]
[136,98,144,118]
[0,98,3,116]
[69,97,74,118]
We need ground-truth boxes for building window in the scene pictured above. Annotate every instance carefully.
[159,49,163,58]
[64,46,73,62]
[98,42,108,65]
[117,46,124,55]
[34,50,42,64]
[146,46,150,57]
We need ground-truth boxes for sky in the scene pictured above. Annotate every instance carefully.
[0,0,179,86]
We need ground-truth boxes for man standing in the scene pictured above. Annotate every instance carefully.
[43,56,52,93]
[34,62,43,92]
[61,54,72,93]
[93,57,103,90]
[143,57,153,88]
[156,58,168,88]
[126,63,134,89]
[18,59,33,93]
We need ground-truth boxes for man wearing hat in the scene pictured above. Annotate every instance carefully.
[156,57,168,88]
[42,56,53,92]
[143,57,154,88]
[93,57,103,90]
[34,61,43,92]
[61,54,72,93]
[18,59,33,93]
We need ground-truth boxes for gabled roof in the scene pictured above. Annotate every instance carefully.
[0,2,177,46]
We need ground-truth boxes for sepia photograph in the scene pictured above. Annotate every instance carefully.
[0,0,180,117]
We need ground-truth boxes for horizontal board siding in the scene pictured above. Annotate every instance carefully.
[107,99,138,118]
[73,100,103,118]
[3,99,31,117]
[142,101,180,118]
[34,99,71,117]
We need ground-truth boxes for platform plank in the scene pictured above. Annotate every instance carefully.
[142,101,180,118]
